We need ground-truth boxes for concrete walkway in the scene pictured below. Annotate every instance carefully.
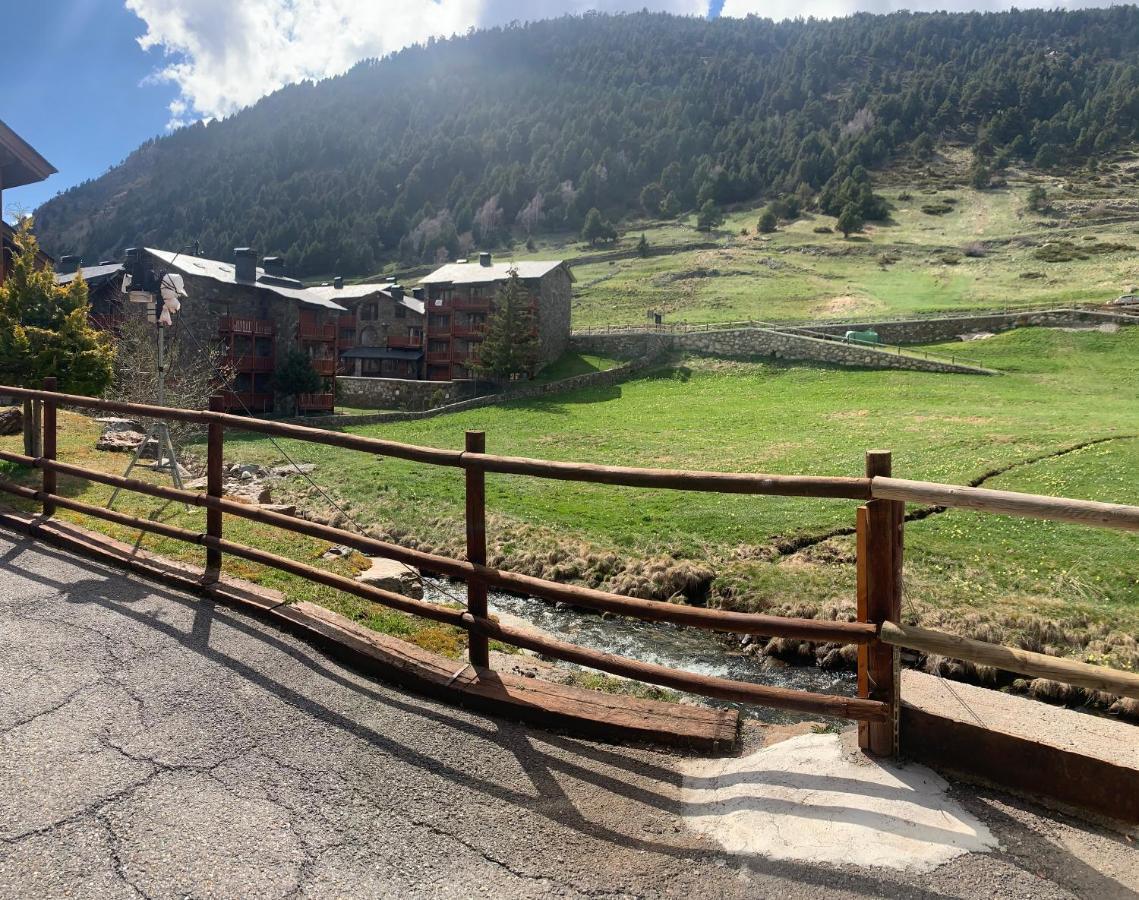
[1,527,1136,899]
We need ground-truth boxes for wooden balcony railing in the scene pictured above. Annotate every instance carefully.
[311,358,337,376]
[227,355,275,374]
[219,316,275,336]
[299,323,336,342]
[297,392,335,411]
[387,335,424,350]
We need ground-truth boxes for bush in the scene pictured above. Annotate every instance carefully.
[921,202,954,216]
[757,208,778,233]
[813,225,833,234]
[897,191,912,201]
[962,241,987,258]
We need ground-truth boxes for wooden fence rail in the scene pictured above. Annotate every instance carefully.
[1,379,1136,757]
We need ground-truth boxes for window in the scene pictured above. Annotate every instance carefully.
[395,304,406,319]
[360,303,378,322]
[428,340,449,354]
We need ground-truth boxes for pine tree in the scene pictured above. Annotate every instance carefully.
[696,199,723,231]
[274,350,323,415]
[836,203,863,238]
[636,233,650,257]
[0,218,114,454]
[475,269,540,381]
[757,208,778,233]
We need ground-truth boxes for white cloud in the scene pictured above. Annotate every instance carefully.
[720,0,1129,22]
[126,0,708,127]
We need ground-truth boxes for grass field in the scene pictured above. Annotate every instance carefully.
[4,326,1135,672]
[500,148,1139,328]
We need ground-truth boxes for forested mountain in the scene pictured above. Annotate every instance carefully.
[35,7,1139,276]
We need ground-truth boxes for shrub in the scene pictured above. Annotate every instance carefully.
[921,202,954,216]
[962,241,987,258]
[897,191,912,201]
[813,225,833,234]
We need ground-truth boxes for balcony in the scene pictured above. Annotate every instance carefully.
[299,323,336,342]
[387,334,423,350]
[452,295,492,311]
[452,324,485,340]
[220,316,274,337]
[220,391,273,414]
[227,354,275,374]
[311,357,337,376]
[297,392,335,413]
[426,350,451,364]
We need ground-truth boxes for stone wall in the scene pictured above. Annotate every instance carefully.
[786,308,1138,344]
[298,356,654,427]
[571,327,993,375]
[335,375,479,411]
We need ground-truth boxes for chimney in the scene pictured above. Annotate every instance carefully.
[411,286,424,300]
[390,283,404,301]
[479,251,492,267]
[234,248,257,283]
[262,256,284,277]
[58,255,81,275]
[333,275,344,290]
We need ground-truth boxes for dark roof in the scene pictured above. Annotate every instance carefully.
[0,119,56,189]
[340,347,423,361]
[55,263,124,288]
[147,248,347,312]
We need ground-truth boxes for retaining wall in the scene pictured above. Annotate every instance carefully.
[336,376,479,411]
[787,308,1139,344]
[571,328,992,375]
[296,357,655,427]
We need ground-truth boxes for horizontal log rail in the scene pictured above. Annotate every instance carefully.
[4,380,1137,746]
[466,614,891,721]
[0,480,467,628]
[870,476,1139,532]
[0,449,874,643]
[879,621,1139,701]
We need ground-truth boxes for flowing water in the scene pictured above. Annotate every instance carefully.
[423,578,856,723]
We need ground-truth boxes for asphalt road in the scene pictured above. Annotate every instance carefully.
[1,527,1136,899]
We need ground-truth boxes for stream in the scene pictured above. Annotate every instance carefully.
[422,578,856,723]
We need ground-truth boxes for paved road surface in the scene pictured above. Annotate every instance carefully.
[1,528,1135,899]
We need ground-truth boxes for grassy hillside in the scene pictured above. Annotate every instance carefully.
[4,327,1135,671]
[542,149,1139,326]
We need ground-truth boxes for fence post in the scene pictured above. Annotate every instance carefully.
[204,395,225,580]
[857,450,904,756]
[465,430,490,668]
[41,377,57,517]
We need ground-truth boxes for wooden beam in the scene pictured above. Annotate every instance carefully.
[881,621,1139,700]
[871,476,1139,532]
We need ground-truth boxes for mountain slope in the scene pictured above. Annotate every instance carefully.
[34,7,1139,276]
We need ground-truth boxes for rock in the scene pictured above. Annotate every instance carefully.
[96,430,147,452]
[356,557,423,599]
[230,463,268,479]
[184,477,208,490]
[270,463,316,478]
[259,503,297,517]
[225,485,272,505]
[321,545,352,559]
[0,407,23,437]
[95,417,142,433]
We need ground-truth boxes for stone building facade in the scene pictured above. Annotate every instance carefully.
[418,253,573,381]
[336,282,426,379]
[141,248,349,414]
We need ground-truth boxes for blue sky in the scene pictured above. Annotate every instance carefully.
[4,1,178,219]
[2,0,1123,221]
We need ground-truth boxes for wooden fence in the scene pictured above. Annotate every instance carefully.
[1,379,1137,756]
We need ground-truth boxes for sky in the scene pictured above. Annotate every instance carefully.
[2,0,1128,220]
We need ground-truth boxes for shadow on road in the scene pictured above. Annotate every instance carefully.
[1,530,1132,899]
